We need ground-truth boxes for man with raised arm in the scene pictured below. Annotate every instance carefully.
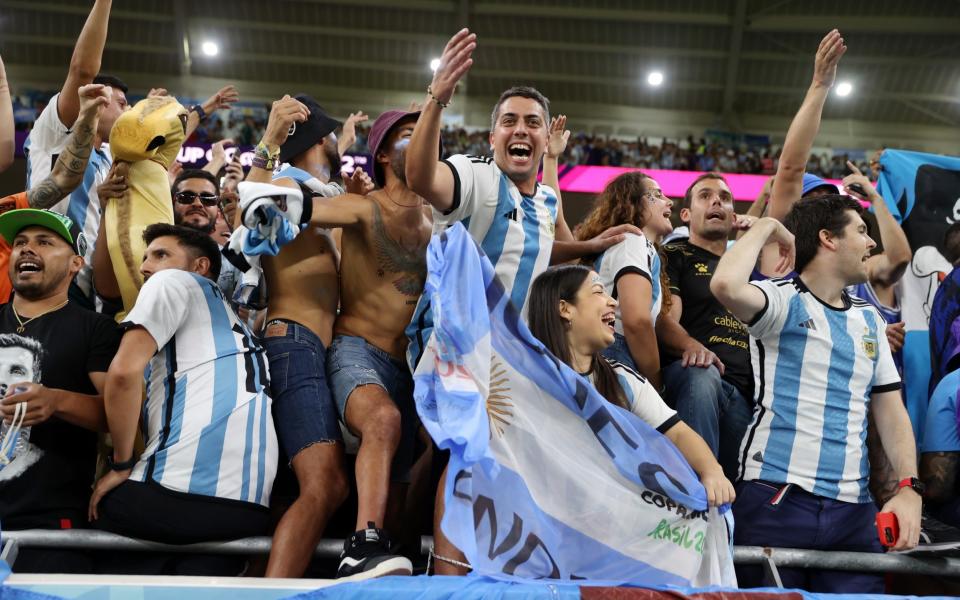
[404,28,637,368]
[403,28,639,575]
[710,196,921,592]
[22,0,122,308]
[239,95,366,578]
[251,108,434,579]
[0,84,111,303]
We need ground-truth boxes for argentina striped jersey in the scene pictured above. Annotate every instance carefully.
[123,269,278,507]
[24,93,111,299]
[406,154,558,369]
[596,359,679,433]
[740,277,901,503]
[594,233,662,335]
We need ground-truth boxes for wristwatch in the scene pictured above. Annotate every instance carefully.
[107,454,137,471]
[189,104,207,121]
[897,477,925,495]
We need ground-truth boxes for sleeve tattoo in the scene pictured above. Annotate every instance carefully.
[27,120,96,209]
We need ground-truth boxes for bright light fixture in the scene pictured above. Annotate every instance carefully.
[647,71,664,87]
[201,41,219,57]
[430,58,441,72]
[836,81,853,97]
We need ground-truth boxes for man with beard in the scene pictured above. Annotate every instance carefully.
[404,28,641,575]
[0,209,121,572]
[240,95,371,578]
[168,169,240,300]
[252,108,433,579]
[660,173,755,480]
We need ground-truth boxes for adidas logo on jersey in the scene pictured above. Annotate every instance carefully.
[797,318,817,330]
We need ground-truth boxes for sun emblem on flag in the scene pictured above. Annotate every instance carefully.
[486,359,514,437]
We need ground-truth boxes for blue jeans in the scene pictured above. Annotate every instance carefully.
[326,335,418,483]
[733,480,884,593]
[601,333,639,371]
[262,319,342,462]
[662,361,753,481]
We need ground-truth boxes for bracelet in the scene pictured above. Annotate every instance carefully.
[253,141,280,171]
[189,104,207,121]
[107,454,137,471]
[426,85,449,109]
[252,155,277,172]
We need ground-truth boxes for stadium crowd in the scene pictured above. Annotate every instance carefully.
[0,1,958,594]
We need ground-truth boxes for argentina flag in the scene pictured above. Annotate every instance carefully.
[875,149,960,441]
[413,223,736,586]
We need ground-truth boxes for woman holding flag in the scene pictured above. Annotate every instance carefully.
[528,264,735,507]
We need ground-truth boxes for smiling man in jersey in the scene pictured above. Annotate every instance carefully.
[404,28,642,575]
[710,195,921,592]
[90,223,277,575]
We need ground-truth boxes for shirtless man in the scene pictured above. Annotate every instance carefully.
[244,96,348,579]
[254,107,432,579]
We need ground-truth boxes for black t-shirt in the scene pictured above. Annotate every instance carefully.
[0,301,122,529]
[662,240,753,397]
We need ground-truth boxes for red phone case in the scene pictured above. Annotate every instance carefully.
[876,511,899,547]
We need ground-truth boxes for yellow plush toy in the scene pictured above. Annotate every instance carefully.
[106,96,188,319]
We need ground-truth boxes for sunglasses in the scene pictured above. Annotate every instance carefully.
[175,191,219,207]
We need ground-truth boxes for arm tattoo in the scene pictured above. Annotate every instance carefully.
[867,410,900,505]
[35,119,97,208]
[27,178,67,210]
[920,452,960,503]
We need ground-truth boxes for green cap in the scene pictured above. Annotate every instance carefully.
[0,209,87,256]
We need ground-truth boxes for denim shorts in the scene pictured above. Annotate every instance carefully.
[326,334,417,483]
[262,319,341,461]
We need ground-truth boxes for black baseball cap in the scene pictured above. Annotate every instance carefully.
[279,94,342,164]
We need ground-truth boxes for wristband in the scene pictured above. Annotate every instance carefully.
[253,141,280,172]
[897,477,925,495]
[107,454,136,471]
[426,85,450,109]
[189,104,207,121]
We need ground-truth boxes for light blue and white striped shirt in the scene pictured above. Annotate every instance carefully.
[123,269,277,507]
[406,154,558,369]
[594,233,662,335]
[24,92,112,299]
[740,277,901,503]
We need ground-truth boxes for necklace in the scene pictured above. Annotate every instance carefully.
[382,187,422,209]
[12,299,68,334]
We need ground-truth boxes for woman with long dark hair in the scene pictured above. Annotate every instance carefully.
[576,172,674,388]
[529,264,734,506]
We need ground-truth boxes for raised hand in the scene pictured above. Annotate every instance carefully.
[546,115,570,159]
[77,83,111,116]
[812,29,847,89]
[166,160,183,187]
[263,95,311,148]
[202,84,239,114]
[842,160,880,203]
[764,217,796,274]
[429,29,477,106]
[222,155,244,194]
[338,111,369,156]
[344,167,375,195]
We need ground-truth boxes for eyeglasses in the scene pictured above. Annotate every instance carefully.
[175,191,219,207]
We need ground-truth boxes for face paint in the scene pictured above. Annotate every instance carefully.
[394,138,411,151]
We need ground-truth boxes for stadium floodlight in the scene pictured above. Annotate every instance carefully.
[430,58,441,72]
[836,81,853,97]
[647,71,664,87]
[201,41,219,57]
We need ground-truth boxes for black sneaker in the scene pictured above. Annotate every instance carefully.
[337,522,413,581]
[900,514,960,554]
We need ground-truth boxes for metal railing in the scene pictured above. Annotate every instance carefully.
[3,529,960,586]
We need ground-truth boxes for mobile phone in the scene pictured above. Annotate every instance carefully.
[847,182,867,198]
[876,511,899,547]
